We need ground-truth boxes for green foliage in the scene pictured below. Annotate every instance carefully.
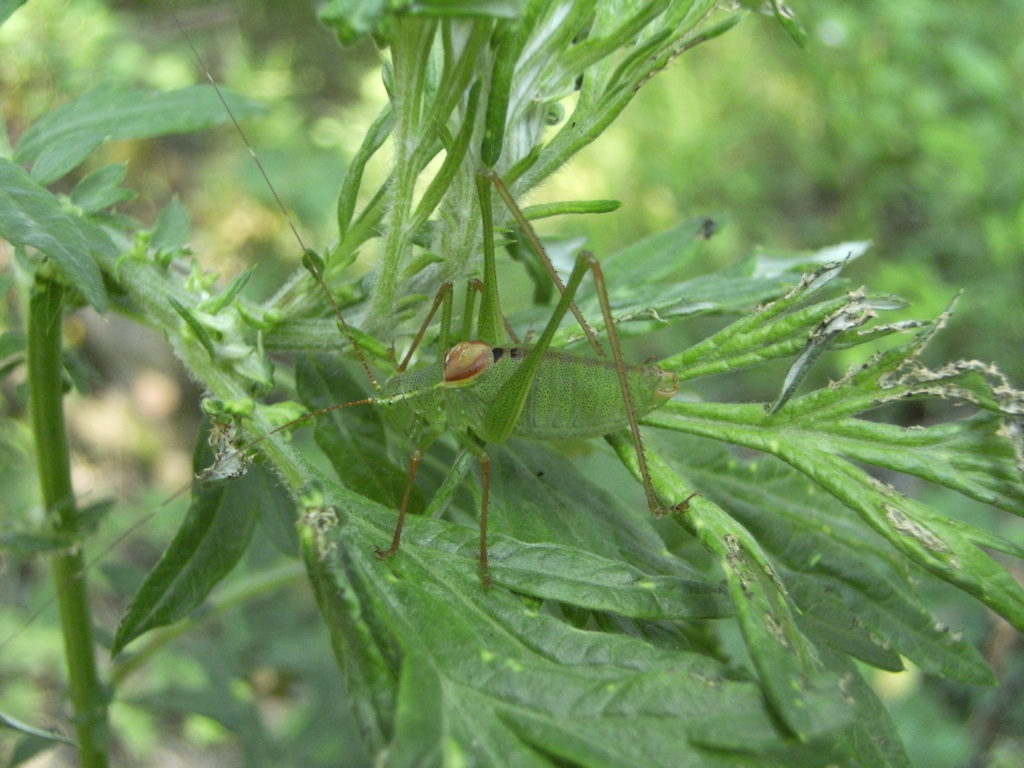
[1,1,1022,766]
[110,428,295,656]
[589,0,1024,386]
[0,159,110,311]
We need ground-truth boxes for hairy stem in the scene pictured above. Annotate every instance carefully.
[367,18,437,332]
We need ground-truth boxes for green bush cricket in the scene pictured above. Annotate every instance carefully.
[222,165,689,586]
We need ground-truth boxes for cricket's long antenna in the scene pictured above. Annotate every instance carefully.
[170,12,307,256]
[0,495,163,652]
[170,7,379,391]
[1,383,376,649]
[6,7,386,652]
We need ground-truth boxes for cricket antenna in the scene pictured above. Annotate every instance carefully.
[169,11,307,256]
[169,5,379,391]
[6,4,386,656]
[1,383,376,651]
[0,493,168,652]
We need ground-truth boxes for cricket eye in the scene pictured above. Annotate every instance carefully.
[655,370,680,400]
[444,341,494,383]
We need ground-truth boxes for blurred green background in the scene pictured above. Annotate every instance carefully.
[2,1,1022,765]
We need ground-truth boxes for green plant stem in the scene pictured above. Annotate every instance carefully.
[27,278,110,768]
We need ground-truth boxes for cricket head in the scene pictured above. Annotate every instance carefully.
[654,368,680,401]
[443,341,494,386]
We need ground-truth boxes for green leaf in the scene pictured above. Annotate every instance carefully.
[168,297,217,359]
[559,237,871,347]
[388,652,445,768]
[520,199,622,220]
[126,683,274,768]
[0,0,28,27]
[319,0,523,45]
[660,261,896,385]
[486,441,708,584]
[151,197,191,252]
[0,531,75,555]
[0,157,110,311]
[482,16,530,167]
[602,216,722,286]
[0,328,26,360]
[652,397,1024,630]
[769,0,809,48]
[488,542,730,620]
[14,85,264,185]
[69,163,134,213]
[643,287,1024,637]
[299,497,397,754]
[111,423,291,654]
[297,354,416,512]
[787,413,1024,517]
[302,489,870,767]
[671,435,995,684]
[681,495,852,739]
[202,267,253,315]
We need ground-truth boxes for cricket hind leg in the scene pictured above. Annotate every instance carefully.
[484,170,680,517]
[582,252,698,515]
[584,254,668,518]
[482,169,605,356]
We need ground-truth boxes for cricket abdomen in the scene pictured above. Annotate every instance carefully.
[513,351,677,440]
[446,344,678,443]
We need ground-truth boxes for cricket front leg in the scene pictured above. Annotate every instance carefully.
[374,449,424,560]
[398,282,454,372]
[478,450,493,587]
[375,423,444,561]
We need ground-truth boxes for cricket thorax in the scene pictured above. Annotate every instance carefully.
[490,346,528,361]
